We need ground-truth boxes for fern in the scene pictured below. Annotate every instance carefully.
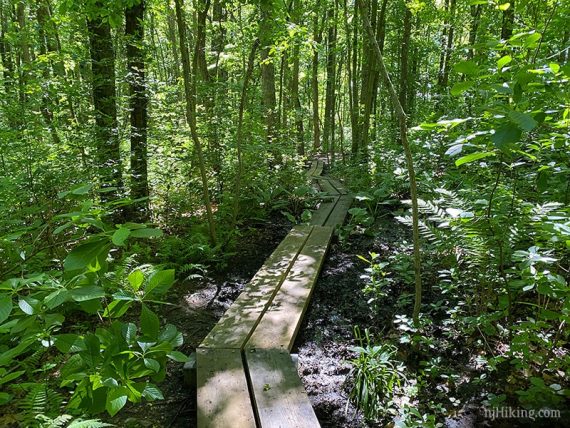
[17,383,63,427]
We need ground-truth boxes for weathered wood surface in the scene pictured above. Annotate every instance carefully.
[325,194,353,228]
[197,159,351,428]
[246,226,333,351]
[200,225,312,349]
[247,349,321,428]
[196,348,256,428]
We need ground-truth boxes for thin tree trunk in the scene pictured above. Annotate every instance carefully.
[232,39,259,229]
[88,9,122,200]
[468,4,482,59]
[501,0,515,40]
[311,3,322,152]
[174,0,217,245]
[323,0,337,158]
[399,5,411,116]
[357,0,422,324]
[290,0,304,155]
[260,0,278,146]
[126,0,149,219]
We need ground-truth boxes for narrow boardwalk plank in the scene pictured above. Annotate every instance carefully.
[246,226,333,351]
[317,177,340,195]
[200,225,313,349]
[313,160,324,177]
[197,348,256,428]
[247,349,320,428]
[309,196,339,226]
[328,178,348,195]
[325,195,353,228]
[307,160,317,176]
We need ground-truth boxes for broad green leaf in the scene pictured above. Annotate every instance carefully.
[0,392,12,405]
[142,383,164,401]
[497,55,512,70]
[144,269,175,297]
[64,240,109,271]
[491,123,522,150]
[0,370,25,386]
[112,228,130,246]
[450,81,474,96]
[55,334,86,353]
[0,296,12,324]
[80,334,101,368]
[140,304,160,339]
[549,62,560,74]
[71,286,105,302]
[129,228,163,238]
[453,61,479,75]
[524,33,541,47]
[144,358,160,373]
[45,288,70,309]
[128,270,145,292]
[18,298,35,315]
[508,110,538,131]
[498,2,510,11]
[0,338,34,366]
[105,387,128,417]
[455,152,495,166]
[166,351,190,363]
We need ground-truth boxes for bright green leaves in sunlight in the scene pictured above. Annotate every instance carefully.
[455,151,495,167]
[450,81,474,96]
[497,55,512,71]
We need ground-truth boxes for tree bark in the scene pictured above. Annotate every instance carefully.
[259,0,278,146]
[501,0,515,40]
[322,0,337,158]
[290,0,304,155]
[357,0,422,325]
[311,3,322,151]
[88,8,122,200]
[125,0,149,219]
[174,0,217,245]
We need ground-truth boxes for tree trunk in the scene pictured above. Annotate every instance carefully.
[322,0,337,158]
[399,4,411,116]
[437,0,455,89]
[357,0,422,325]
[174,0,217,245]
[311,3,322,152]
[259,0,278,146]
[0,1,14,95]
[88,9,122,200]
[468,4,482,59]
[290,0,304,155]
[125,0,149,219]
[501,0,515,40]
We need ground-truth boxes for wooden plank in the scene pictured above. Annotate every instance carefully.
[309,196,339,227]
[328,178,348,195]
[246,349,320,428]
[307,160,317,176]
[197,348,256,428]
[324,194,353,228]
[200,225,313,349]
[246,226,333,351]
[317,178,340,195]
[313,160,324,177]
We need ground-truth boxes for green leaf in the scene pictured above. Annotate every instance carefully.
[491,123,522,150]
[71,286,105,302]
[55,334,86,353]
[64,240,109,271]
[0,296,12,324]
[455,152,495,167]
[129,228,163,238]
[0,392,12,405]
[18,298,35,315]
[167,351,190,363]
[144,270,175,297]
[497,55,512,70]
[105,387,128,417]
[140,304,160,339]
[45,288,71,309]
[0,370,25,386]
[549,62,560,74]
[144,358,160,373]
[508,110,538,131]
[142,383,164,401]
[112,228,130,246]
[128,270,145,292]
[80,334,101,368]
[453,61,479,75]
[450,81,474,96]
[498,2,510,11]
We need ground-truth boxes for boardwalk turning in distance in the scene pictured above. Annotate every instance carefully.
[196,160,352,427]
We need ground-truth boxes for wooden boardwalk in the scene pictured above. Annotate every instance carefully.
[197,160,352,428]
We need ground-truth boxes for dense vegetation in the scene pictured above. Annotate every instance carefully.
[0,0,568,426]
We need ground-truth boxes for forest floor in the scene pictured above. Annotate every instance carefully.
[105,205,565,428]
